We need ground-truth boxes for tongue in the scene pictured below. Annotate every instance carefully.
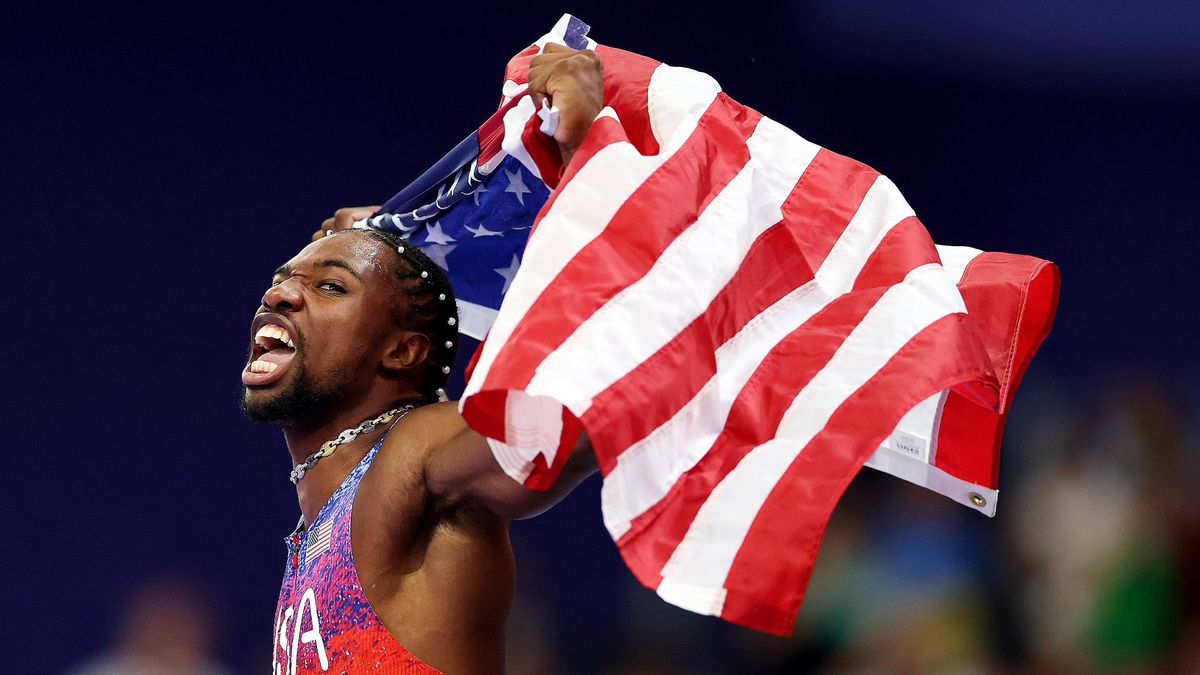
[259,347,295,366]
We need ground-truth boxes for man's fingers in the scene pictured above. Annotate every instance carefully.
[332,205,380,230]
[528,46,593,92]
[526,47,604,167]
[529,50,601,114]
[312,206,381,240]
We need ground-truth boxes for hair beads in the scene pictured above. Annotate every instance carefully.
[355,227,458,403]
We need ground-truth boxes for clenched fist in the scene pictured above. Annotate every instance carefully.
[527,43,604,168]
[311,205,381,241]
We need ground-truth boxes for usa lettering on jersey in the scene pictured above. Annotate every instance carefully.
[274,587,329,674]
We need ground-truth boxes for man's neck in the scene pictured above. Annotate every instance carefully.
[282,400,415,526]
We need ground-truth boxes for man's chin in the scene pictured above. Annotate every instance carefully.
[240,388,290,424]
[239,379,340,426]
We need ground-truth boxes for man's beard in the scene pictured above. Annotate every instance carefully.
[240,355,347,425]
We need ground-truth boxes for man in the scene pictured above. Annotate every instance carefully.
[243,45,604,674]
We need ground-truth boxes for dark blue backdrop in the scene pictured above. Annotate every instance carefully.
[6,3,1198,672]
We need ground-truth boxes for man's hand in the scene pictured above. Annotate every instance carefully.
[528,43,604,169]
[311,205,381,241]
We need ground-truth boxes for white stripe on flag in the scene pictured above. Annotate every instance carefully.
[501,96,544,181]
[526,117,820,413]
[465,68,721,400]
[935,245,984,285]
[646,63,723,147]
[457,300,499,341]
[863,244,995,513]
[864,441,999,516]
[488,392,566,484]
[655,263,967,616]
[601,174,917,539]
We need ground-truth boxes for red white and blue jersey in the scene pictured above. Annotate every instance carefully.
[273,440,442,674]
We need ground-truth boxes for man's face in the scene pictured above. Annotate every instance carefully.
[240,232,399,424]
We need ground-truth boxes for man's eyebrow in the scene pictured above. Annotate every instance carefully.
[313,259,362,278]
[272,259,361,279]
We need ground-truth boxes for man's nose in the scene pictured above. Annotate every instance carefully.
[261,278,304,311]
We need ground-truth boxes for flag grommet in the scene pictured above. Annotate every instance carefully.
[969,493,987,508]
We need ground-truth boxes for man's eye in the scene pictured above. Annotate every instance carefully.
[319,281,346,293]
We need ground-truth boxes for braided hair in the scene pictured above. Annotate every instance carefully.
[337,227,459,403]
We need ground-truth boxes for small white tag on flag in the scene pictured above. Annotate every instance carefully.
[891,431,928,461]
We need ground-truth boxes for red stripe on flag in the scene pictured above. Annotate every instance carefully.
[521,114,566,189]
[583,150,880,467]
[615,227,943,586]
[582,221,804,470]
[461,115,635,449]
[934,253,1060,488]
[783,149,882,272]
[850,216,937,292]
[522,407,585,491]
[527,113,626,240]
[615,290,889,585]
[718,312,995,635]
[481,94,763,394]
[462,389,509,445]
[503,44,540,89]
[594,45,662,156]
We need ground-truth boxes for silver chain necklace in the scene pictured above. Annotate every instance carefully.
[289,405,415,484]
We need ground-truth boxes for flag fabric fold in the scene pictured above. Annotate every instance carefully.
[365,14,1060,635]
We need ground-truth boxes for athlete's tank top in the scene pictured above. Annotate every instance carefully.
[272,439,442,674]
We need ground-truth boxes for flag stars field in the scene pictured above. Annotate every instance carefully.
[423,221,456,245]
[424,244,457,271]
[467,223,504,237]
[472,183,488,206]
[504,168,530,205]
[493,254,521,294]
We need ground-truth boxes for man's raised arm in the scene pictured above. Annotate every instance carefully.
[425,421,597,520]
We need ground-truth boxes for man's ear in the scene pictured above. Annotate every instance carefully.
[382,330,431,373]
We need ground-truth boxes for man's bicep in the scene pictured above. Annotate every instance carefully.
[425,425,597,521]
[425,426,543,520]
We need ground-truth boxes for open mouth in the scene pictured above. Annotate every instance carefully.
[242,320,298,387]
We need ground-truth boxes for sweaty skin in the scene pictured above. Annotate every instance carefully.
[249,46,604,673]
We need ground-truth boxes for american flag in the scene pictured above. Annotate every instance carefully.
[366,15,1059,635]
[305,519,334,564]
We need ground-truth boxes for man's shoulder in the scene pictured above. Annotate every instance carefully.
[391,400,468,453]
[367,401,467,488]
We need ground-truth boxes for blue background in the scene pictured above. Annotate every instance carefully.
[6,2,1198,673]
